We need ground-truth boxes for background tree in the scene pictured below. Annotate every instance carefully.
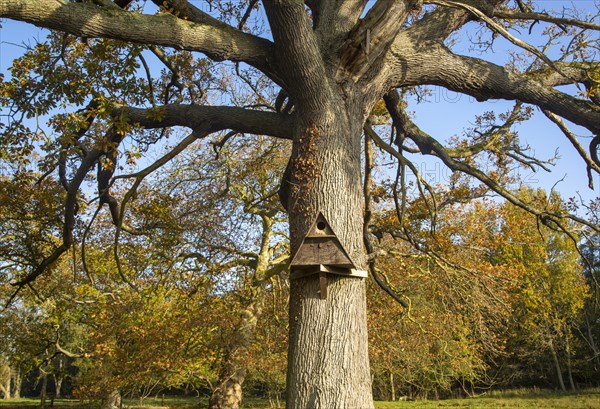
[1,0,599,407]
[492,188,589,391]
[367,193,516,399]
[577,198,600,380]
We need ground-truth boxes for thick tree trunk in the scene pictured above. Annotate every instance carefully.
[209,369,244,409]
[209,304,260,409]
[286,98,373,408]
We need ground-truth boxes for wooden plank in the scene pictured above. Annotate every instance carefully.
[290,265,369,280]
[319,271,328,300]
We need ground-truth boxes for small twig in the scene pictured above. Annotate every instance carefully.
[429,0,575,81]
[138,53,156,106]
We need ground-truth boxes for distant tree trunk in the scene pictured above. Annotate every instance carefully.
[0,366,10,400]
[100,388,121,409]
[12,367,21,399]
[389,371,396,402]
[54,376,63,399]
[209,214,275,409]
[585,314,600,371]
[40,372,48,408]
[549,339,566,391]
[53,358,64,398]
[565,334,576,391]
[208,304,260,409]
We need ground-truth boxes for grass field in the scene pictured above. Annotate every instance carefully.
[0,389,598,409]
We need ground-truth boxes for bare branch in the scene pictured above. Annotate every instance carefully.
[211,131,238,159]
[491,9,600,32]
[238,0,259,31]
[396,0,504,45]
[383,89,599,233]
[363,131,408,308]
[115,103,293,139]
[364,122,438,225]
[542,110,600,189]
[427,0,570,78]
[114,131,203,183]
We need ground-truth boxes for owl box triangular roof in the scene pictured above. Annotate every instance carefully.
[290,212,357,269]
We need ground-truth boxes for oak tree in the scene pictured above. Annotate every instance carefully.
[1,0,599,407]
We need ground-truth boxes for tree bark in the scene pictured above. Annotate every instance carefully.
[285,97,373,408]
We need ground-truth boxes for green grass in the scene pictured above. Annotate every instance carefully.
[372,388,600,409]
[373,390,600,409]
[0,398,93,408]
[1,389,599,409]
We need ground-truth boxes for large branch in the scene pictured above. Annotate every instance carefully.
[542,110,600,189]
[150,0,236,27]
[388,44,600,135]
[428,0,573,75]
[263,0,330,111]
[528,62,600,89]
[6,104,292,303]
[115,104,293,139]
[0,0,274,74]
